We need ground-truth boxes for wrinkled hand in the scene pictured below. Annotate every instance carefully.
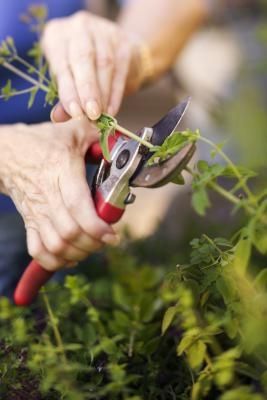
[0,117,118,271]
[42,11,142,121]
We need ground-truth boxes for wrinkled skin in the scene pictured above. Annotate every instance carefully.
[0,117,118,271]
[42,11,142,121]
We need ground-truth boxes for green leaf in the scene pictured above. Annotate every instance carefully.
[210,141,226,159]
[28,87,38,108]
[232,236,252,275]
[253,224,267,255]
[187,340,207,369]
[192,186,211,216]
[220,386,265,400]
[161,306,177,335]
[96,114,117,162]
[45,77,58,105]
[254,269,267,291]
[171,174,185,185]
[147,129,199,166]
[1,79,15,100]
[216,277,236,304]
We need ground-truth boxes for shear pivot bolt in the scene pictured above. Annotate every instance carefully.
[116,149,130,169]
[124,192,136,205]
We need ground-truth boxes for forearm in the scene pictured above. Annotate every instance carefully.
[118,0,209,81]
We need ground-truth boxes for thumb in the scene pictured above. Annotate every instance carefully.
[50,102,71,123]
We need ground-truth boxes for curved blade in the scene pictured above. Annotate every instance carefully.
[150,97,191,146]
[131,98,192,186]
[131,142,196,188]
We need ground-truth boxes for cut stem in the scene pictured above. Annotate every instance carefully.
[116,123,155,150]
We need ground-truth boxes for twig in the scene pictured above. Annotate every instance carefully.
[42,290,67,363]
[2,61,49,92]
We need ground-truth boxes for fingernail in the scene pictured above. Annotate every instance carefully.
[69,101,83,118]
[86,100,101,120]
[101,234,120,246]
[50,104,58,122]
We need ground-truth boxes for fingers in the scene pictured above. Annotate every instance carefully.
[59,156,116,241]
[68,33,102,120]
[42,13,135,120]
[108,42,131,116]
[50,103,71,123]
[27,228,66,271]
[93,32,115,111]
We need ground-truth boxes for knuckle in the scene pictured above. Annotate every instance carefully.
[62,224,81,241]
[76,50,96,64]
[48,237,66,255]
[73,10,89,27]
[43,19,60,41]
[66,194,80,214]
[97,54,113,69]
[82,219,103,240]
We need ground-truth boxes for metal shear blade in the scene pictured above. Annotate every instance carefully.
[131,98,194,188]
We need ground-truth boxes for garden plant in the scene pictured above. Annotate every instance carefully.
[0,6,266,400]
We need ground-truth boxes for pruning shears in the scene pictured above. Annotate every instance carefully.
[14,98,196,306]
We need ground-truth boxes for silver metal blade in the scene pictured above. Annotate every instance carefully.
[131,142,196,188]
[150,97,191,146]
[130,98,191,186]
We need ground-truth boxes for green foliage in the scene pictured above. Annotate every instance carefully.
[96,114,117,161]
[0,4,266,400]
[147,129,200,166]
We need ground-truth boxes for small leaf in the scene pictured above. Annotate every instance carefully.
[1,79,15,100]
[28,87,38,108]
[216,277,236,304]
[97,113,117,162]
[171,174,185,185]
[161,306,177,335]
[147,129,199,166]
[192,186,211,216]
[254,269,267,291]
[187,340,206,369]
[232,236,251,275]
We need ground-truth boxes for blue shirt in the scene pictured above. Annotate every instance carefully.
[0,1,85,212]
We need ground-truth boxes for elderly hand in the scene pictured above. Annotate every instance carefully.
[42,11,143,121]
[0,117,118,271]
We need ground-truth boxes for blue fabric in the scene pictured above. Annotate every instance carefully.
[0,1,85,212]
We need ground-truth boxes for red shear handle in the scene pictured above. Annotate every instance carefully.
[14,131,124,306]
[14,261,54,306]
[14,194,125,306]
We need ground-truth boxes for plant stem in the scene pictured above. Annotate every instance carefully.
[0,86,36,99]
[116,123,155,150]
[42,290,67,363]
[202,234,224,255]
[208,181,255,216]
[15,55,50,84]
[2,61,49,92]
[199,136,255,201]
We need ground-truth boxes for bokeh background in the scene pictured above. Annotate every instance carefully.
[89,0,267,241]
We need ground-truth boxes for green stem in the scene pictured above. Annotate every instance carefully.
[199,136,255,201]
[0,86,36,99]
[42,290,67,363]
[15,55,50,84]
[208,181,255,216]
[2,61,49,92]
[202,234,224,255]
[116,123,155,150]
